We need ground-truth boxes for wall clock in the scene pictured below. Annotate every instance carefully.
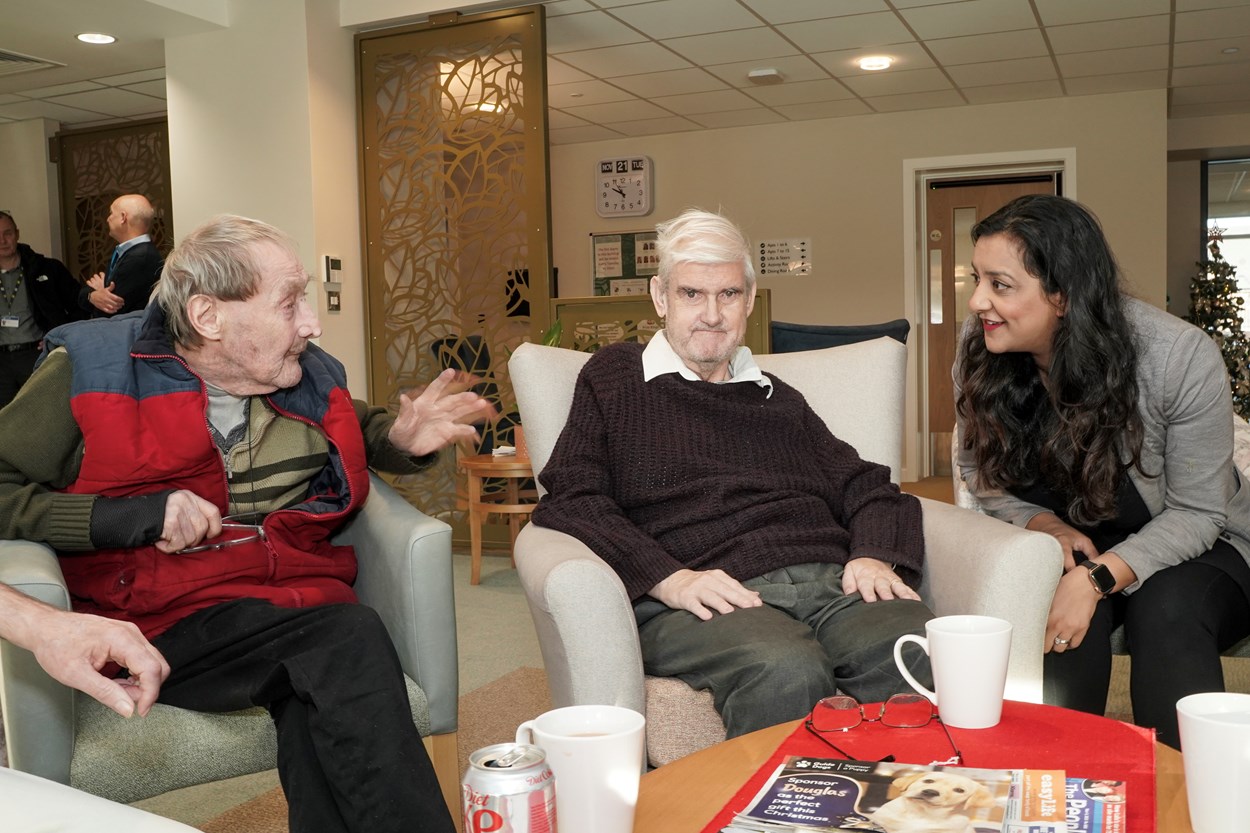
[596,156,653,218]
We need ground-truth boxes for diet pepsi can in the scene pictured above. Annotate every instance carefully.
[462,742,557,833]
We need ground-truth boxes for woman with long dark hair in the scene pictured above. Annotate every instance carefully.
[954,194,1250,747]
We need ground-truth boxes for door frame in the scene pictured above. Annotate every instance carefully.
[901,148,1077,482]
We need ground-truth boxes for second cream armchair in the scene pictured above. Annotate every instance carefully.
[508,338,1064,767]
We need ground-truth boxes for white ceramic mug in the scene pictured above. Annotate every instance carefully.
[1176,692,1250,833]
[515,704,646,833]
[893,615,1013,729]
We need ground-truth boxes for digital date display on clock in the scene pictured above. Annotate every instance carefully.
[597,156,653,218]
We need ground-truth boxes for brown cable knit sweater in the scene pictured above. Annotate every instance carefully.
[530,342,925,601]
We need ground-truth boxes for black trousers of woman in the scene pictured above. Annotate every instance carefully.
[151,598,455,833]
[1043,540,1250,749]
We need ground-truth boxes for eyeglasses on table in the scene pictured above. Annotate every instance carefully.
[804,693,963,766]
[174,513,268,555]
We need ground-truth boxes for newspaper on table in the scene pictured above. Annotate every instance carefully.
[721,756,1069,833]
[1064,777,1126,833]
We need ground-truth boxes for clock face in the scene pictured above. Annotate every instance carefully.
[597,156,653,218]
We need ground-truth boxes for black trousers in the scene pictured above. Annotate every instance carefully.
[151,598,455,833]
[1043,540,1250,749]
[0,343,39,409]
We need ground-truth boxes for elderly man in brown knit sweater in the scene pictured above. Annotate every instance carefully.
[530,208,934,738]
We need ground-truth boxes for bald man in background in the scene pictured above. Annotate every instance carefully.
[81,194,164,316]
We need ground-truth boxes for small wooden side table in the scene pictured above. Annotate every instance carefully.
[458,453,536,585]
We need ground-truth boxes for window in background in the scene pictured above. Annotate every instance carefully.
[1206,159,1250,318]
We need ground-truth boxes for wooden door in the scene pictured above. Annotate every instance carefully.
[926,176,1057,476]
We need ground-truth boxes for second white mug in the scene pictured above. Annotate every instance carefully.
[893,614,1013,729]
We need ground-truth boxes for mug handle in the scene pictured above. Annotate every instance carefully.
[515,720,535,745]
[893,634,937,705]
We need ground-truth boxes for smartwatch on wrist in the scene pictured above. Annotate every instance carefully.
[1080,560,1115,597]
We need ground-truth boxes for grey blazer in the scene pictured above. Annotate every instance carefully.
[956,297,1250,593]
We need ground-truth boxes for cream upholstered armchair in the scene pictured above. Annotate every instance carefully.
[0,473,461,814]
[509,339,1064,767]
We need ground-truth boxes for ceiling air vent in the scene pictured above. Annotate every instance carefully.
[0,48,63,78]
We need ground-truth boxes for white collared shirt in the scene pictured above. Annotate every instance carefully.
[641,329,773,397]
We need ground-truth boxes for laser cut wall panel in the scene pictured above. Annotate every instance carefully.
[358,7,552,524]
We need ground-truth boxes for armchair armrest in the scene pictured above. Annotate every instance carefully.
[513,523,646,713]
[917,497,1063,704]
[335,473,458,735]
[0,540,76,783]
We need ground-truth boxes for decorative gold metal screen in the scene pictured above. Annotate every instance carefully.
[53,118,173,280]
[358,7,552,526]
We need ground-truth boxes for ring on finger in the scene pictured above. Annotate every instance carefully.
[1053,636,1071,646]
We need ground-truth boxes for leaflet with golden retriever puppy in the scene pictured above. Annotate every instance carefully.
[868,770,995,833]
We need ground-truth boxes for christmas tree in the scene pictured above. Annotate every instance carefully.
[1186,226,1250,420]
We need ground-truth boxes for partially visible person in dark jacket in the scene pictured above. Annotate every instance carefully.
[0,209,85,407]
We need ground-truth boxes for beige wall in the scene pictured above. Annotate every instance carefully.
[551,90,1168,321]
[0,119,62,258]
[1167,159,1204,318]
[166,0,366,389]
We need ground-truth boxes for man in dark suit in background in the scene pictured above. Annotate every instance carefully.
[80,194,165,316]
[0,210,85,407]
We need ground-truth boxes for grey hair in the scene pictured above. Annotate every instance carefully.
[119,194,156,233]
[655,208,755,294]
[158,214,300,348]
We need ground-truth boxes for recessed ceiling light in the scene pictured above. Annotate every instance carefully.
[858,55,892,71]
[1222,46,1240,54]
[77,33,116,45]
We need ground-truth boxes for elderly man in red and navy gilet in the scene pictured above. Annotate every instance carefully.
[0,215,493,833]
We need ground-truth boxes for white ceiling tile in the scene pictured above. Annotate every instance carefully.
[590,0,666,7]
[1046,16,1171,54]
[926,28,1050,65]
[547,108,592,129]
[1176,5,1250,41]
[556,42,693,78]
[1063,69,1169,95]
[1176,0,1250,10]
[0,94,26,105]
[742,78,857,106]
[947,56,1058,87]
[705,55,834,87]
[688,107,788,128]
[123,79,166,99]
[1171,82,1250,104]
[610,68,729,98]
[1057,45,1170,78]
[548,124,625,144]
[864,88,968,112]
[543,0,597,17]
[662,27,797,66]
[651,88,761,114]
[777,12,915,53]
[742,0,888,25]
[546,10,648,53]
[49,87,166,117]
[1035,0,1170,27]
[1173,36,1250,67]
[94,67,165,86]
[605,115,704,135]
[20,80,105,98]
[772,98,874,120]
[1173,63,1250,85]
[962,79,1065,104]
[548,79,635,108]
[561,98,673,122]
[900,0,1038,40]
[841,67,954,97]
[546,58,594,85]
[890,0,973,6]
[0,98,106,123]
[611,0,761,40]
[813,42,937,76]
